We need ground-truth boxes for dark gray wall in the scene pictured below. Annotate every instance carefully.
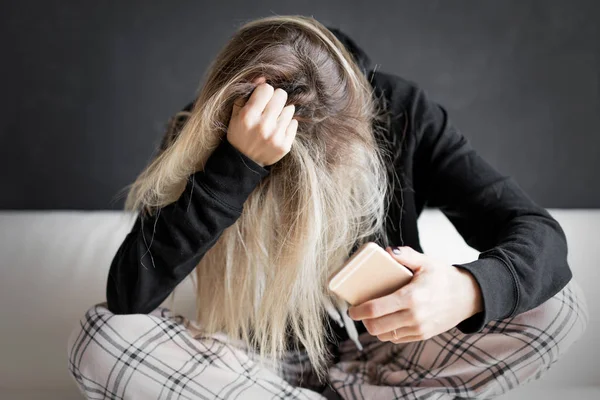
[2,0,599,209]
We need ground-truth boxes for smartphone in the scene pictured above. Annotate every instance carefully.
[328,242,414,306]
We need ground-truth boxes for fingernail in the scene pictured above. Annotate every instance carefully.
[392,247,402,255]
[347,308,356,320]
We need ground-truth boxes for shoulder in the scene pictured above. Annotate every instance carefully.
[368,70,449,151]
[369,70,418,101]
[368,71,423,152]
[159,101,194,152]
[369,70,438,121]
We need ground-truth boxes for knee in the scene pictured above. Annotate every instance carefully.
[450,280,589,398]
[67,304,110,376]
[508,278,589,365]
[67,303,144,385]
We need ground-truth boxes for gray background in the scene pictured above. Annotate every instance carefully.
[2,0,599,210]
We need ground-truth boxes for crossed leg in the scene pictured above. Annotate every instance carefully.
[328,279,589,399]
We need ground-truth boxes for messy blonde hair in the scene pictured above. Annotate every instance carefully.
[125,15,392,380]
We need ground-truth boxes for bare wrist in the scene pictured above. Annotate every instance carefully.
[455,267,484,318]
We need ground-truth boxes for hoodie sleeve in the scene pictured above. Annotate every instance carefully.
[394,76,573,333]
[106,119,270,314]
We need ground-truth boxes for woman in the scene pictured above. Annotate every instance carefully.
[67,15,588,399]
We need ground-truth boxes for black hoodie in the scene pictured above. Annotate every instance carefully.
[106,27,572,345]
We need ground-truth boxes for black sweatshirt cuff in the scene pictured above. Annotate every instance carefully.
[196,138,270,212]
[452,253,519,334]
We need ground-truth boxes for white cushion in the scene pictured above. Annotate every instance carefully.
[0,209,597,398]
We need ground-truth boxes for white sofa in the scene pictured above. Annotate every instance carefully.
[0,209,597,399]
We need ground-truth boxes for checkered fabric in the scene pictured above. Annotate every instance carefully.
[67,279,588,399]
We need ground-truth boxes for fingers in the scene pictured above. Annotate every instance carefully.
[361,309,413,336]
[263,88,288,120]
[231,76,297,153]
[386,334,424,344]
[232,77,266,113]
[376,326,421,342]
[283,118,299,151]
[244,83,275,117]
[231,97,247,118]
[276,104,295,130]
[386,246,427,271]
[358,308,424,344]
[232,78,265,119]
[348,246,428,321]
[348,286,412,320]
[270,107,298,155]
[237,79,291,125]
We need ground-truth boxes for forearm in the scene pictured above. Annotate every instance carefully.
[106,187,240,314]
[106,138,270,314]
[453,266,484,321]
[453,209,572,333]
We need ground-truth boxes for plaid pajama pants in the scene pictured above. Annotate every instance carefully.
[67,279,588,400]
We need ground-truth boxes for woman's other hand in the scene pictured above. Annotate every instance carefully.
[348,246,484,344]
[227,76,298,167]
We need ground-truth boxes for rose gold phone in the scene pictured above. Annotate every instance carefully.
[328,242,413,305]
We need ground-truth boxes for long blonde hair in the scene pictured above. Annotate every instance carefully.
[125,15,392,380]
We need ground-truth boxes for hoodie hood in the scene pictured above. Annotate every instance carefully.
[327,26,373,77]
